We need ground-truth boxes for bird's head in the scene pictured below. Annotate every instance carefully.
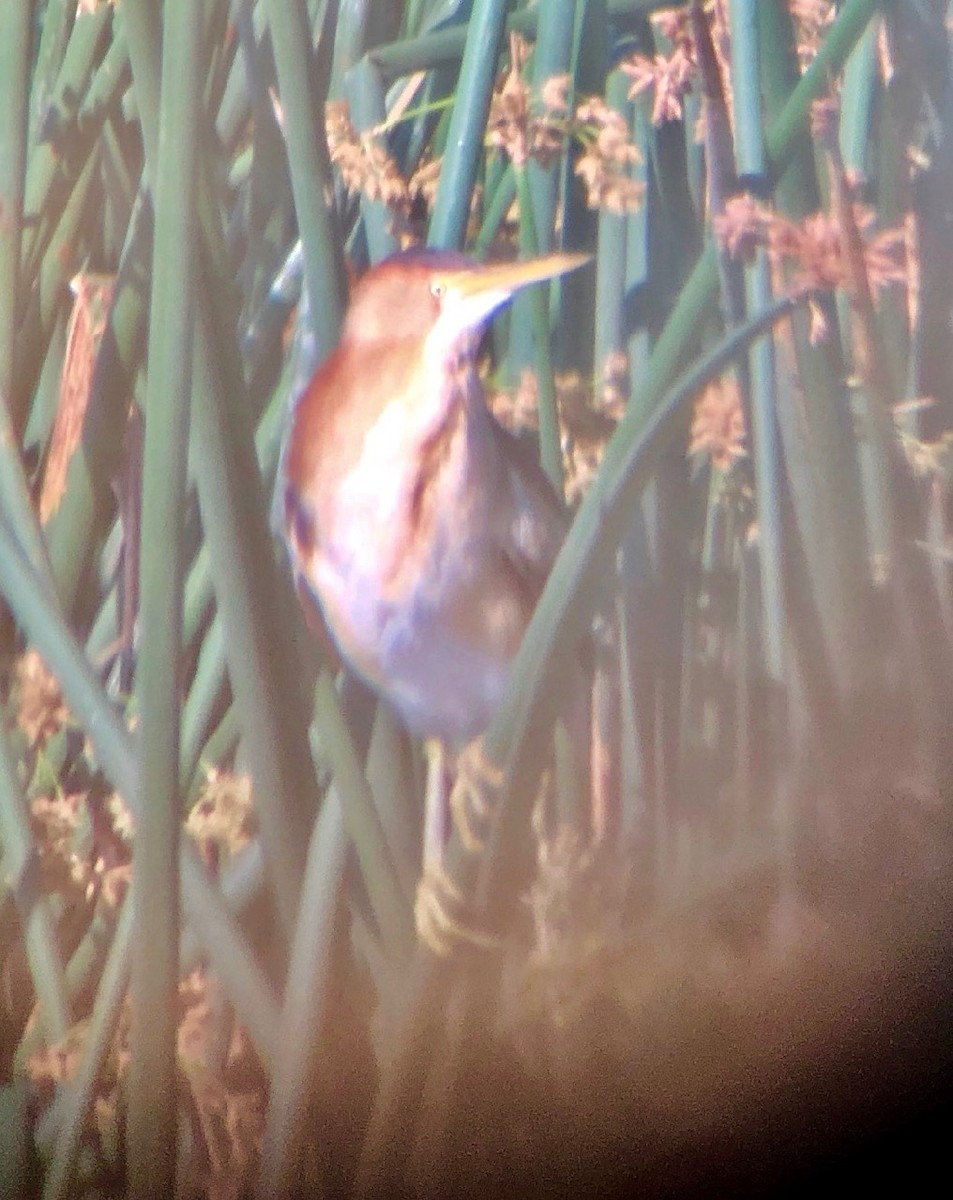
[343,248,590,365]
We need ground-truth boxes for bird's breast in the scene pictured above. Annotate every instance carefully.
[292,408,532,742]
[283,339,556,742]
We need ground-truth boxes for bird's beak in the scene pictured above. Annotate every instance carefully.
[448,251,591,301]
[435,251,591,335]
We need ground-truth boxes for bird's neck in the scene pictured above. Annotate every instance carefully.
[311,340,475,583]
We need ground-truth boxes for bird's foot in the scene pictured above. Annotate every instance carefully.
[449,738,504,853]
[414,860,499,957]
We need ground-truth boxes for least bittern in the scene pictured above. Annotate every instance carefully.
[280,248,589,947]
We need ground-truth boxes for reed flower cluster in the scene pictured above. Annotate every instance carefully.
[622,7,698,126]
[714,193,908,311]
[689,379,746,472]
[325,99,438,242]
[487,34,644,214]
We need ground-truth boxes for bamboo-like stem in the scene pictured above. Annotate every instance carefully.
[265,0,347,351]
[126,1,203,1193]
[0,2,56,588]
[123,0,323,942]
[428,0,509,249]
[514,165,564,491]
[0,523,281,1130]
[0,719,71,1045]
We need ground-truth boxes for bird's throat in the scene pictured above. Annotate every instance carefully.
[329,382,468,595]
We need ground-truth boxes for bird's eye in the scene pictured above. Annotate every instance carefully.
[430,280,446,300]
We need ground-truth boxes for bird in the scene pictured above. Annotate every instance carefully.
[279,247,590,947]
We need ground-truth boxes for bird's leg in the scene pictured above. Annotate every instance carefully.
[414,864,498,957]
[589,609,621,844]
[448,737,504,852]
[422,739,449,872]
[414,738,500,955]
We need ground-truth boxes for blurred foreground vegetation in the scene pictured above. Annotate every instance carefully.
[1,1,952,1196]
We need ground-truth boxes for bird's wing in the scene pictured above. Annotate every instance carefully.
[489,416,569,599]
